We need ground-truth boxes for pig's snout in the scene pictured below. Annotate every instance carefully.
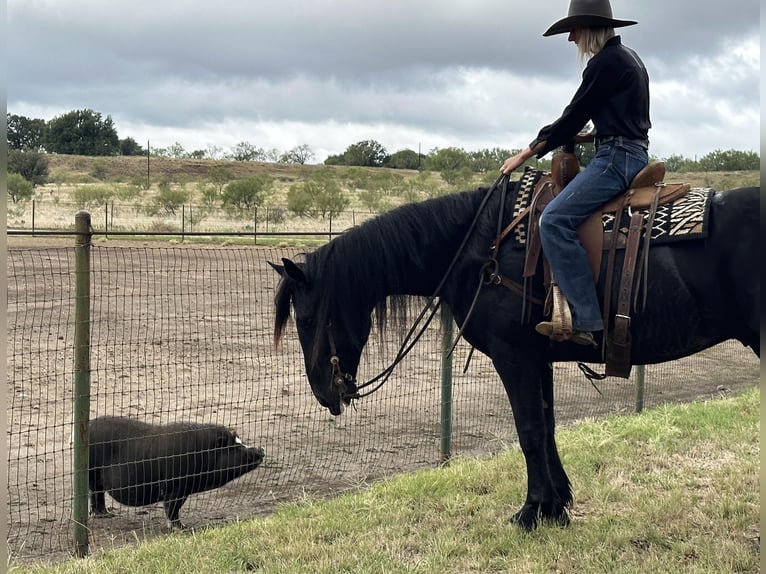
[249,446,265,463]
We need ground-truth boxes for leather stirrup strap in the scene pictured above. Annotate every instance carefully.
[601,192,630,360]
[605,211,644,378]
[633,184,662,311]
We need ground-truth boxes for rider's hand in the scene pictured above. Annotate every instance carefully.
[500,153,526,175]
[499,141,546,175]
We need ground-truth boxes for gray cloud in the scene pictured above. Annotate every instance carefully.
[8,0,761,161]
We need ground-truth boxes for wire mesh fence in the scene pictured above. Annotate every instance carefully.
[8,199,379,237]
[6,240,759,564]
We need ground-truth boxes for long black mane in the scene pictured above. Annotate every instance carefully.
[274,185,498,350]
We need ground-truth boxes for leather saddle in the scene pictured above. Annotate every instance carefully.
[522,152,691,378]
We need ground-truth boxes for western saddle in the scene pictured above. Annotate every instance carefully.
[503,151,691,378]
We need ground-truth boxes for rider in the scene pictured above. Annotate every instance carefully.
[500,0,650,347]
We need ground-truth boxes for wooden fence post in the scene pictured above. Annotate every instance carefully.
[72,211,92,557]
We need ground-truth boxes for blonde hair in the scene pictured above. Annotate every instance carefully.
[577,27,615,65]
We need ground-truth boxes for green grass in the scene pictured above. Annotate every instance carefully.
[11,389,760,574]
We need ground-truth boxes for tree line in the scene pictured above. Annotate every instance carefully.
[7,109,761,205]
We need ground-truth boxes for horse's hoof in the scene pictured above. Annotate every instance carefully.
[511,503,570,530]
[510,506,539,531]
[551,510,571,527]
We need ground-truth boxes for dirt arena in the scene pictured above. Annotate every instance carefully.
[6,236,760,564]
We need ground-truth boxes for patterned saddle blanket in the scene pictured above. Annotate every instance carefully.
[509,167,712,249]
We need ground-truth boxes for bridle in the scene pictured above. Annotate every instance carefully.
[323,172,520,403]
[326,324,359,396]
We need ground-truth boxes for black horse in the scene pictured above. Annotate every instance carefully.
[272,174,759,529]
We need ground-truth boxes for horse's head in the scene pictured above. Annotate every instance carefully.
[271,257,372,416]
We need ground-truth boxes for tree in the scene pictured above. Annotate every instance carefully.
[358,188,386,212]
[697,149,760,171]
[264,148,282,163]
[45,109,120,155]
[149,181,189,215]
[425,147,472,187]
[228,141,265,162]
[207,166,235,196]
[279,144,315,165]
[7,172,34,203]
[286,182,315,217]
[468,148,510,173]
[221,176,273,217]
[166,142,186,159]
[326,140,388,167]
[662,154,688,172]
[7,113,47,151]
[286,171,348,218]
[206,144,224,160]
[8,149,49,186]
[385,149,423,170]
[425,147,470,172]
[119,137,144,156]
[440,167,474,187]
[314,178,350,218]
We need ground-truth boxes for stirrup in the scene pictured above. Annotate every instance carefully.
[548,283,572,341]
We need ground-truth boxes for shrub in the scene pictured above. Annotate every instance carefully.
[70,185,115,209]
[8,149,49,186]
[7,172,34,203]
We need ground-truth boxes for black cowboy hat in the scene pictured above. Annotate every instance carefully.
[543,0,637,36]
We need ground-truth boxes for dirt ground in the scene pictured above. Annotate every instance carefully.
[6,236,760,564]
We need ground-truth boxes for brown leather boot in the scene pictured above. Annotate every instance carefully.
[535,322,598,348]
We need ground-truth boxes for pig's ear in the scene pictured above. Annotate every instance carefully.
[281,258,307,284]
[233,433,250,448]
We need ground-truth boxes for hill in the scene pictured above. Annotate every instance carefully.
[43,153,760,191]
[44,154,417,185]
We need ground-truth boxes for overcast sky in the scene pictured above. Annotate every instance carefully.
[7,0,761,163]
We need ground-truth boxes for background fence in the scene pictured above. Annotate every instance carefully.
[6,233,760,564]
[9,199,379,238]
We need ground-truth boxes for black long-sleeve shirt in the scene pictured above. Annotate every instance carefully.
[529,35,651,158]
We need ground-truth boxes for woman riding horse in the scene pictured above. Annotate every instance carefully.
[501,0,650,348]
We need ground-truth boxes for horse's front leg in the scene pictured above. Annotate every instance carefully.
[491,348,571,529]
[540,357,572,519]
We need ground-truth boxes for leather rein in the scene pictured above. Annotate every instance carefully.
[327,172,543,402]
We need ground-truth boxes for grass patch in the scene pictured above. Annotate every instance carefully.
[11,389,759,574]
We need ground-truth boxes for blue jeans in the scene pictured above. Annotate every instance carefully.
[539,139,649,331]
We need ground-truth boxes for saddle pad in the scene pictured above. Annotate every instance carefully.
[509,168,712,247]
[602,187,712,244]
[509,167,546,247]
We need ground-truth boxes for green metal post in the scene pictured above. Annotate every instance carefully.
[635,365,646,413]
[439,305,455,464]
[72,211,92,557]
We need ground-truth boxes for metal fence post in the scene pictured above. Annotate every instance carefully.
[72,211,92,557]
[439,304,455,464]
[635,365,646,413]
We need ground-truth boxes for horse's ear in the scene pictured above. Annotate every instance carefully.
[267,261,284,276]
[281,258,307,284]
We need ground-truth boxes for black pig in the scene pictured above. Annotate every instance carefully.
[88,416,265,528]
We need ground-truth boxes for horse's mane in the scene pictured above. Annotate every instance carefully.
[273,186,494,352]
